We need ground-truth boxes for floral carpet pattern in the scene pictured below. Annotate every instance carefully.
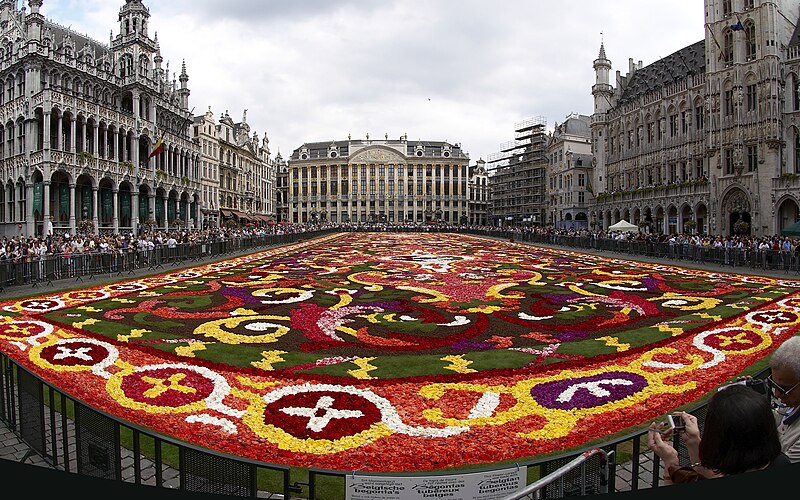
[1,232,799,471]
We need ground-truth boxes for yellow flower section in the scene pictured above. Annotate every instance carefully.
[347,357,378,379]
[194,315,290,344]
[252,350,288,371]
[652,293,722,311]
[441,354,477,374]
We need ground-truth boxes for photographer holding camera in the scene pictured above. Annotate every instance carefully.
[648,384,789,484]
[767,336,800,462]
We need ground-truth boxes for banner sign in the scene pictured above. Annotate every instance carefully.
[120,191,131,219]
[102,189,112,219]
[139,195,148,221]
[345,466,527,500]
[59,183,69,220]
[81,186,92,218]
[33,181,43,215]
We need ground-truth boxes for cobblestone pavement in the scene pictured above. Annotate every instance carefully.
[0,236,795,495]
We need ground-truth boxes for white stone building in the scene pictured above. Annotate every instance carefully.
[286,135,478,225]
[191,108,275,228]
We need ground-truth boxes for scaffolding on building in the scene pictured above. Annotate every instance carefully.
[487,116,548,226]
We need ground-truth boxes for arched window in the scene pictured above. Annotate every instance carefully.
[793,74,800,111]
[723,29,734,65]
[745,23,756,60]
[795,129,800,174]
[138,56,149,77]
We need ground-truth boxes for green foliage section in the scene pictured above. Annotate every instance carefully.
[157,294,216,309]
[462,348,537,372]
[299,349,534,378]
[191,342,283,368]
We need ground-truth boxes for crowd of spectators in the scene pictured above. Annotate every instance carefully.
[0,221,338,265]
[2,221,799,266]
[493,224,800,255]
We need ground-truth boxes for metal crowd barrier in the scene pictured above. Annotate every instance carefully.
[0,353,293,497]
[0,229,338,293]
[460,229,800,275]
[501,448,609,500]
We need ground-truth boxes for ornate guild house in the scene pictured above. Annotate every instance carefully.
[591,0,800,236]
[0,0,203,238]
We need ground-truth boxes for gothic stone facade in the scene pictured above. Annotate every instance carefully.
[0,0,204,238]
[591,0,800,237]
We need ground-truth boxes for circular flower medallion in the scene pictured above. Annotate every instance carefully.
[107,363,230,414]
[170,271,202,280]
[0,319,53,341]
[103,282,149,293]
[530,371,648,410]
[701,327,767,353]
[244,384,397,454]
[63,289,111,303]
[30,337,118,373]
[142,277,178,286]
[3,298,65,313]
[745,309,800,329]
[264,391,381,440]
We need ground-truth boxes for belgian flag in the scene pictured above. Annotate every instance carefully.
[148,134,164,160]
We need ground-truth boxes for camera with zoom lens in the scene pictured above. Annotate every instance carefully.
[719,378,767,395]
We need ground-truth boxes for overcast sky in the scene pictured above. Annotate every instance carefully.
[38,0,702,163]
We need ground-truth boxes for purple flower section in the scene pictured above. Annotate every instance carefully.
[364,301,405,310]
[452,339,494,351]
[640,276,662,291]
[556,330,589,342]
[222,287,262,304]
[530,371,648,410]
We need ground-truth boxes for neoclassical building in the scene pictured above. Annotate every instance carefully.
[286,135,483,224]
[0,0,204,238]
[591,0,800,236]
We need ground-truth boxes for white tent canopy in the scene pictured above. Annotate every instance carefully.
[608,219,639,232]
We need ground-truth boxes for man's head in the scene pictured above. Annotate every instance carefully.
[769,336,800,408]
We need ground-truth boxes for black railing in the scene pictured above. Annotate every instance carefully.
[0,353,292,497]
[460,229,800,274]
[0,229,338,293]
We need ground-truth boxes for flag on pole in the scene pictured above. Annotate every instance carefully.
[730,16,744,31]
[148,133,164,159]
[706,23,726,61]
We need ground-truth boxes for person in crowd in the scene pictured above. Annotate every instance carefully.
[647,384,789,484]
[768,336,800,462]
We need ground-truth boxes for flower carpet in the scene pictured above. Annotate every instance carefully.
[1,232,799,472]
